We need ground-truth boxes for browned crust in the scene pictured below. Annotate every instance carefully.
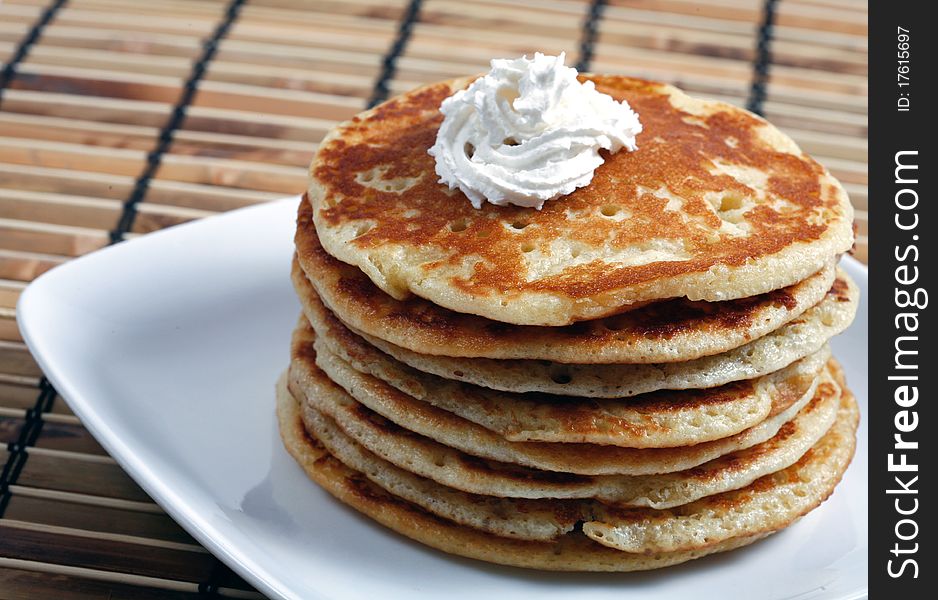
[310,75,852,320]
[295,199,836,363]
[278,368,859,568]
[293,275,831,449]
[276,373,775,571]
[590,381,858,553]
[288,316,839,476]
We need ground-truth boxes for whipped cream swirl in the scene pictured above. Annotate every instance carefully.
[428,53,642,210]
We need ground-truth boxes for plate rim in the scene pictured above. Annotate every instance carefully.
[17,198,305,600]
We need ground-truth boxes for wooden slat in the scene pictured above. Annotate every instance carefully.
[0,248,66,282]
[0,3,43,26]
[0,189,122,231]
[216,42,386,76]
[4,493,195,546]
[0,163,134,200]
[0,563,203,600]
[181,106,336,141]
[16,448,153,503]
[855,210,868,237]
[0,89,173,128]
[0,312,24,343]
[0,382,69,415]
[50,6,222,38]
[0,558,260,599]
[0,217,109,258]
[32,416,107,456]
[26,46,196,79]
[0,280,27,311]
[155,154,306,193]
[0,413,26,445]
[853,235,868,264]
[31,24,204,58]
[843,183,867,211]
[0,112,160,151]
[142,179,280,212]
[0,522,217,583]
[170,131,314,168]
[0,341,41,379]
[130,204,214,235]
[0,137,147,178]
[0,381,43,412]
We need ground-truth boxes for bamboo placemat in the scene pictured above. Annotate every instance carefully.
[0,0,867,597]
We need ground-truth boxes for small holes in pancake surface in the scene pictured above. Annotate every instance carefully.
[381,181,409,193]
[449,218,469,232]
[713,194,750,224]
[600,205,621,217]
[720,195,744,211]
[521,242,536,253]
[510,221,529,230]
[550,370,572,385]
[354,223,373,238]
[356,168,419,194]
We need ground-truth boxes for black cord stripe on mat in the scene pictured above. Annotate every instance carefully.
[0,0,68,108]
[197,571,220,597]
[0,378,57,518]
[0,0,69,521]
[575,0,607,72]
[109,0,247,244]
[746,0,780,116]
[197,556,238,598]
[367,0,423,109]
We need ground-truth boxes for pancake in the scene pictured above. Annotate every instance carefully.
[301,269,858,397]
[278,376,773,571]
[288,325,833,476]
[277,374,857,568]
[295,203,837,364]
[300,395,584,541]
[583,383,858,553]
[307,313,828,447]
[308,76,854,326]
[297,364,843,508]
[296,384,851,542]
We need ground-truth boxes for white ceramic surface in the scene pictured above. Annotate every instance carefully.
[18,196,868,600]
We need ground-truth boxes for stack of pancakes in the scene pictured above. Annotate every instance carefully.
[277,75,859,571]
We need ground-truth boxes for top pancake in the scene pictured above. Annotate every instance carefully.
[295,203,836,363]
[309,75,854,326]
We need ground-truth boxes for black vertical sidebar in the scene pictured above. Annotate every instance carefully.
[869,1,934,596]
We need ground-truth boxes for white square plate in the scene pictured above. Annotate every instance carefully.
[18,196,868,600]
